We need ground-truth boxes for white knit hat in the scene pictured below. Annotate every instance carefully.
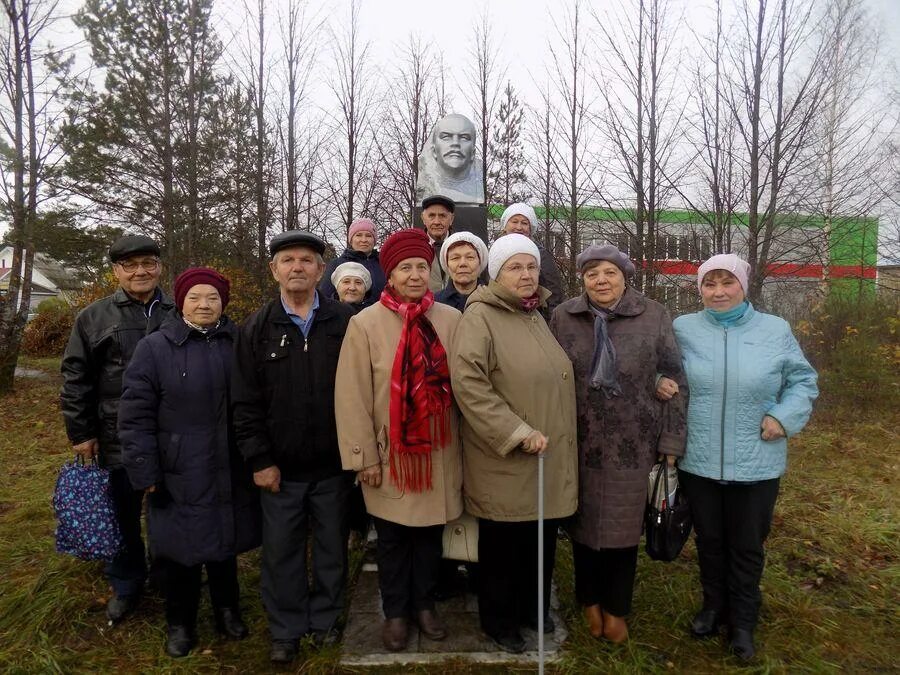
[697,253,750,294]
[331,261,372,291]
[500,203,538,233]
[439,231,489,275]
[488,233,541,280]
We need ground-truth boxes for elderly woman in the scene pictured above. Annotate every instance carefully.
[498,203,566,317]
[320,217,386,307]
[330,261,372,312]
[549,244,686,643]
[451,233,578,654]
[666,254,817,661]
[119,268,259,658]
[335,228,463,652]
[435,231,489,312]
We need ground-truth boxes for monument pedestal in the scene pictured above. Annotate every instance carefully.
[413,205,488,243]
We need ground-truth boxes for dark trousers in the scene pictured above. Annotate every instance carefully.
[164,556,240,628]
[260,473,351,641]
[105,467,147,597]
[679,470,780,630]
[571,541,638,617]
[477,518,559,638]
[372,516,443,618]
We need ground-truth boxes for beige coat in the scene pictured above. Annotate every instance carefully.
[335,301,464,527]
[450,281,578,522]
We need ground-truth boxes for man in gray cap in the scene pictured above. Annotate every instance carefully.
[231,230,354,664]
[60,233,174,624]
[420,195,456,293]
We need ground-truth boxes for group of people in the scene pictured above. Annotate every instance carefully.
[60,194,818,664]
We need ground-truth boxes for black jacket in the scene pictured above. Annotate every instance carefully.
[318,248,386,308]
[537,242,566,321]
[231,294,354,482]
[119,315,260,566]
[435,279,483,313]
[60,287,175,468]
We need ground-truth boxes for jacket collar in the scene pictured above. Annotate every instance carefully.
[160,313,236,345]
[468,280,551,314]
[562,286,646,318]
[114,286,173,308]
[269,292,341,325]
[700,301,757,327]
[341,248,379,262]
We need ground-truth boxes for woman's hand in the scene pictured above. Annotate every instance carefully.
[358,463,383,488]
[521,431,549,455]
[760,415,786,441]
[656,377,679,401]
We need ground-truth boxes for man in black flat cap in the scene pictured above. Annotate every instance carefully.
[420,194,456,293]
[60,234,175,625]
[231,230,354,663]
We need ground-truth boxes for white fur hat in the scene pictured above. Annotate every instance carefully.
[331,261,372,291]
[439,232,489,275]
[488,233,541,280]
[500,203,538,233]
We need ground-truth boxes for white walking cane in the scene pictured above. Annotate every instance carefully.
[537,450,545,674]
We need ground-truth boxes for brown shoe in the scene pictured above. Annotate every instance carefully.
[382,617,409,651]
[416,609,448,640]
[602,610,628,643]
[584,604,603,638]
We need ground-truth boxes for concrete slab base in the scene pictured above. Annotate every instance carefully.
[340,566,567,667]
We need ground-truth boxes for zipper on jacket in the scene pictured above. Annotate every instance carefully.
[720,327,728,480]
[304,337,308,353]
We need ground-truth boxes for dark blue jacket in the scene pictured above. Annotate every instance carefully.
[119,314,260,566]
[435,279,483,313]
[319,248,386,308]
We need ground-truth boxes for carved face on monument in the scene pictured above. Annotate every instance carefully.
[431,114,476,176]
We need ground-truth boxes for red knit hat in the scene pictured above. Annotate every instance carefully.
[379,228,434,277]
[174,267,231,311]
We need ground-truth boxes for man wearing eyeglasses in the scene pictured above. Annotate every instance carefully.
[61,234,175,626]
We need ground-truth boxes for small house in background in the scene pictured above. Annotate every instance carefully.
[0,246,82,317]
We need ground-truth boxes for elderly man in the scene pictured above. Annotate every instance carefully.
[498,202,567,318]
[61,234,175,625]
[420,194,456,293]
[415,114,485,205]
[231,230,354,664]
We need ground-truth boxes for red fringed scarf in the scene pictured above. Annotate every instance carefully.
[380,286,453,492]
[521,293,541,312]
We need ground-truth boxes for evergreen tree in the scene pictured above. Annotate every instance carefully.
[56,0,227,278]
[487,81,529,205]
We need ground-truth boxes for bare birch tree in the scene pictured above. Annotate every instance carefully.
[466,11,503,204]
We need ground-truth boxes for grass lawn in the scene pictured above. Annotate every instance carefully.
[1,356,897,673]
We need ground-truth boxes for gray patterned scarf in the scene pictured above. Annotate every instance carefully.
[588,300,621,398]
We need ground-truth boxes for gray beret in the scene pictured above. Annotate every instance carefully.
[576,244,636,276]
[108,235,160,263]
[269,230,326,257]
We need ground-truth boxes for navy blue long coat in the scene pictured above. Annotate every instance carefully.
[119,314,260,566]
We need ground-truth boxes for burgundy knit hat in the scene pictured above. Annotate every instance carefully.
[379,228,434,277]
[174,267,231,311]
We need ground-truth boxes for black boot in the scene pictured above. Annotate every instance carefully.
[214,607,248,640]
[690,608,724,638]
[106,594,139,626]
[165,625,195,658]
[730,627,756,661]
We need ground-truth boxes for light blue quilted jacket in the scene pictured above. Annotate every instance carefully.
[673,304,818,482]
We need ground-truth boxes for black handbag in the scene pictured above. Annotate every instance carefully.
[644,460,693,562]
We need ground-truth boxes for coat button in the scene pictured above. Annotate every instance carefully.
[562,372,568,379]
[270,353,277,357]
[352,447,361,454]
[531,316,537,323]
[136,457,145,464]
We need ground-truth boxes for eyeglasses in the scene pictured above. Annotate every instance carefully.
[501,263,539,275]
[116,258,160,273]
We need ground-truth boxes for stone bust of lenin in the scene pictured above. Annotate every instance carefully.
[415,113,485,206]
